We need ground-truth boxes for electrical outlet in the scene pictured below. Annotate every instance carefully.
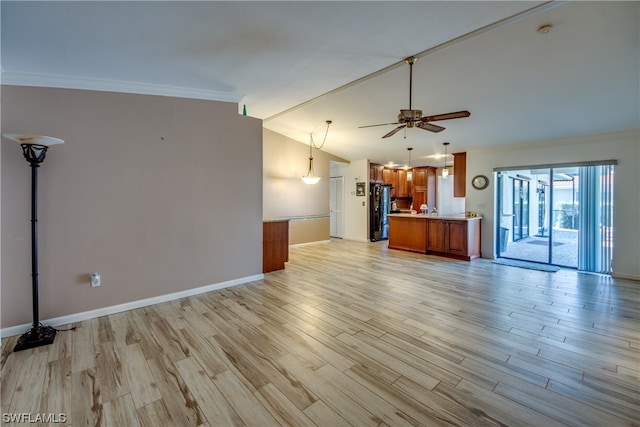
[91,273,101,287]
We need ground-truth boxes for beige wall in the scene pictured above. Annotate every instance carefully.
[466,130,640,280]
[1,86,263,328]
[263,128,347,244]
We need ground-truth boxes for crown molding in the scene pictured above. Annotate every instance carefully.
[1,71,244,103]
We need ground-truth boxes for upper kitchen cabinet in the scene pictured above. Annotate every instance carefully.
[396,169,411,197]
[412,167,428,186]
[382,168,397,198]
[370,163,384,183]
[411,167,436,210]
[453,152,467,197]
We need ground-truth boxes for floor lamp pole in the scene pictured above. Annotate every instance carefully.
[30,161,41,329]
[3,134,64,352]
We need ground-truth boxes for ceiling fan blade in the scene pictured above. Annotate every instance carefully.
[382,125,406,138]
[358,122,402,129]
[416,121,445,133]
[423,110,471,122]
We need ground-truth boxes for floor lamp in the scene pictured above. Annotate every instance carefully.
[3,133,64,352]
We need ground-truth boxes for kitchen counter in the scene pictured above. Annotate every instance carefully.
[388,214,481,260]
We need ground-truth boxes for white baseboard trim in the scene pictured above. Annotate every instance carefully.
[1,274,264,339]
[342,237,370,243]
[611,271,640,282]
[290,240,331,248]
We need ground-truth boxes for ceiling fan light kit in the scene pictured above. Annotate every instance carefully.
[359,56,470,139]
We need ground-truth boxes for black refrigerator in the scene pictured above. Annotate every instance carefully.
[370,183,391,241]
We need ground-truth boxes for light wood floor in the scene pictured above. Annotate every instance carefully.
[2,239,639,426]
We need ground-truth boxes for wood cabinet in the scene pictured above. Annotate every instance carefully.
[388,216,427,253]
[426,218,446,252]
[453,152,467,197]
[382,168,394,185]
[411,167,436,211]
[388,215,481,261]
[396,169,411,197]
[412,167,428,186]
[370,164,384,183]
[263,220,289,273]
[379,166,435,204]
[426,217,481,261]
[382,168,397,198]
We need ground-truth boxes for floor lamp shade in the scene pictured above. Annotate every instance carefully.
[3,133,64,352]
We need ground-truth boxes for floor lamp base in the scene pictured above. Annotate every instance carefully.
[13,325,57,352]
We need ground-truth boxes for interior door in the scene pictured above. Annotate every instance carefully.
[330,176,344,238]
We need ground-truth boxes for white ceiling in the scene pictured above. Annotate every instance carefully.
[2,1,638,167]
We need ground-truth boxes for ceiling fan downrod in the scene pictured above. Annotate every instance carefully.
[405,56,416,111]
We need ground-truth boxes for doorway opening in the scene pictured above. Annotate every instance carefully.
[496,162,615,273]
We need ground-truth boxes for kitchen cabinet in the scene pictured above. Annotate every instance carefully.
[370,164,384,183]
[382,168,397,198]
[388,214,481,261]
[396,169,411,197]
[388,216,427,253]
[453,152,467,197]
[263,220,289,272]
[412,167,428,186]
[426,218,446,252]
[426,217,481,260]
[411,167,436,211]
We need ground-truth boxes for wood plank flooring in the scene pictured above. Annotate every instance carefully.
[2,239,639,426]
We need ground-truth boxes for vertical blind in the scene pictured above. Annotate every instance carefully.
[577,165,614,274]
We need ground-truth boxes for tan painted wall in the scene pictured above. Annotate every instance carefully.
[1,86,263,328]
[289,218,330,245]
[466,130,640,280]
[263,128,346,244]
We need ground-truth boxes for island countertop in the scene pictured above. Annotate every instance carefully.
[387,213,482,221]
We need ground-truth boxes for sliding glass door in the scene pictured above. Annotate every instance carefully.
[512,177,530,241]
[496,162,615,273]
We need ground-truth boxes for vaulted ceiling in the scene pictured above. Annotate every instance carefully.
[2,1,638,167]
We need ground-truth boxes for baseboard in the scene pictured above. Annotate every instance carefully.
[290,240,331,248]
[342,237,370,243]
[611,271,640,282]
[0,273,264,339]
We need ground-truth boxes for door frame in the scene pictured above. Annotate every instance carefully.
[329,176,344,238]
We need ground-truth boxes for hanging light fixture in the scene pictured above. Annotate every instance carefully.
[302,120,332,185]
[406,147,413,181]
[442,142,450,179]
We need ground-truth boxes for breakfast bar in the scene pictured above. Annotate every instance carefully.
[388,213,481,261]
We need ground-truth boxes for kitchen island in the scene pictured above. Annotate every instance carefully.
[388,213,481,261]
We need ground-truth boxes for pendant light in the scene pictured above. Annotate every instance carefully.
[442,142,450,179]
[406,147,413,182]
[302,120,331,185]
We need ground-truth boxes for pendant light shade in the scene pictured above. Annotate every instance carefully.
[406,147,413,182]
[302,120,331,185]
[442,142,450,179]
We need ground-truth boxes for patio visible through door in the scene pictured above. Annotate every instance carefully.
[496,162,615,273]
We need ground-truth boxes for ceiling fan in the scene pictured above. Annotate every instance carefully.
[359,56,470,138]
